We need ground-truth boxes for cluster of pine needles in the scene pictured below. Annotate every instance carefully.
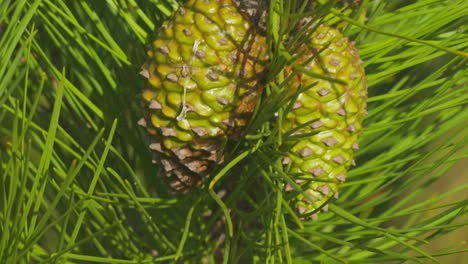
[1,0,467,263]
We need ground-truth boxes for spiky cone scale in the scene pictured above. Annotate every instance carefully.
[282,25,367,218]
[140,0,268,193]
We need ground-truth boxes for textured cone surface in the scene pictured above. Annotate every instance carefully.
[141,0,268,193]
[282,25,367,218]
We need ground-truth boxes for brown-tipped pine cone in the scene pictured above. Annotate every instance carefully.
[140,0,268,193]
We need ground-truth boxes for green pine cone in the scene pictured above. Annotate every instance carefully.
[140,0,268,193]
[282,25,367,218]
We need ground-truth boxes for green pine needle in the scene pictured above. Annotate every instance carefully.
[1,0,467,263]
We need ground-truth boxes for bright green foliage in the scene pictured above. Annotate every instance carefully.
[0,0,467,263]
